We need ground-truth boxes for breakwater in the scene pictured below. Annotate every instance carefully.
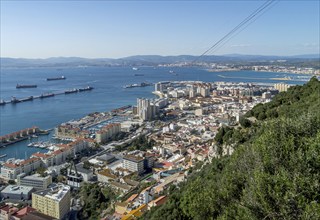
[0,86,93,106]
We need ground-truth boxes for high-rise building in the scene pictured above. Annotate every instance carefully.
[123,155,145,174]
[137,98,158,121]
[200,86,210,97]
[32,184,71,220]
[123,154,154,174]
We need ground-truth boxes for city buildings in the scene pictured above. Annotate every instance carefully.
[137,98,159,121]
[32,184,71,220]
[0,205,37,220]
[95,123,121,143]
[1,185,34,201]
[123,155,145,174]
[0,158,41,180]
[0,139,93,180]
[274,83,291,92]
[123,153,154,174]
[17,173,52,190]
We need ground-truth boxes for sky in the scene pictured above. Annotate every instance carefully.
[1,0,319,58]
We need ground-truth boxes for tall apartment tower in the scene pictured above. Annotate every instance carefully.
[137,98,158,121]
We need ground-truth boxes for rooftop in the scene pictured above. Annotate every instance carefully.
[123,155,144,163]
[98,169,117,179]
[1,185,34,195]
[33,184,70,201]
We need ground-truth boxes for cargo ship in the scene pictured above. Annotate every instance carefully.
[40,93,55,98]
[16,84,37,89]
[123,82,153,88]
[65,88,78,94]
[46,76,66,81]
[78,86,93,92]
[134,74,144,76]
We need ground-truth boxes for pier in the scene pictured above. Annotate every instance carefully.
[0,86,93,106]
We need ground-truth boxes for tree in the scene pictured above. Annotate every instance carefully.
[79,183,115,219]
[36,167,47,177]
[239,117,251,128]
[83,161,92,170]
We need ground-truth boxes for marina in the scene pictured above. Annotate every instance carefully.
[0,127,50,148]
[27,141,57,150]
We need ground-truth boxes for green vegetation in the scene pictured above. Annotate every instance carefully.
[8,180,16,185]
[79,183,115,220]
[82,161,93,170]
[114,135,155,152]
[128,135,155,151]
[245,77,320,120]
[111,131,129,141]
[36,167,47,177]
[142,77,320,219]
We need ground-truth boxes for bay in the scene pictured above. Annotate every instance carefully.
[0,66,309,159]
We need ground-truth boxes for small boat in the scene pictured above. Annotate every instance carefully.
[0,154,7,158]
[132,67,139,71]
[0,100,6,105]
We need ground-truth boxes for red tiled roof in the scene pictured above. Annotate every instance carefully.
[32,153,51,159]
[3,163,18,168]
[13,206,36,218]
[20,157,40,165]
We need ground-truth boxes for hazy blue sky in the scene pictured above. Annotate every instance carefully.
[1,1,319,58]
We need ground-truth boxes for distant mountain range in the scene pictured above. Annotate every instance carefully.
[1,54,319,68]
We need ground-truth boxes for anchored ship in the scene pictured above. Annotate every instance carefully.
[123,82,153,88]
[47,76,66,81]
[16,84,37,89]
[78,86,93,92]
[65,89,78,94]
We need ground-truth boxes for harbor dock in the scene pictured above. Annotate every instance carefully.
[0,86,94,106]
